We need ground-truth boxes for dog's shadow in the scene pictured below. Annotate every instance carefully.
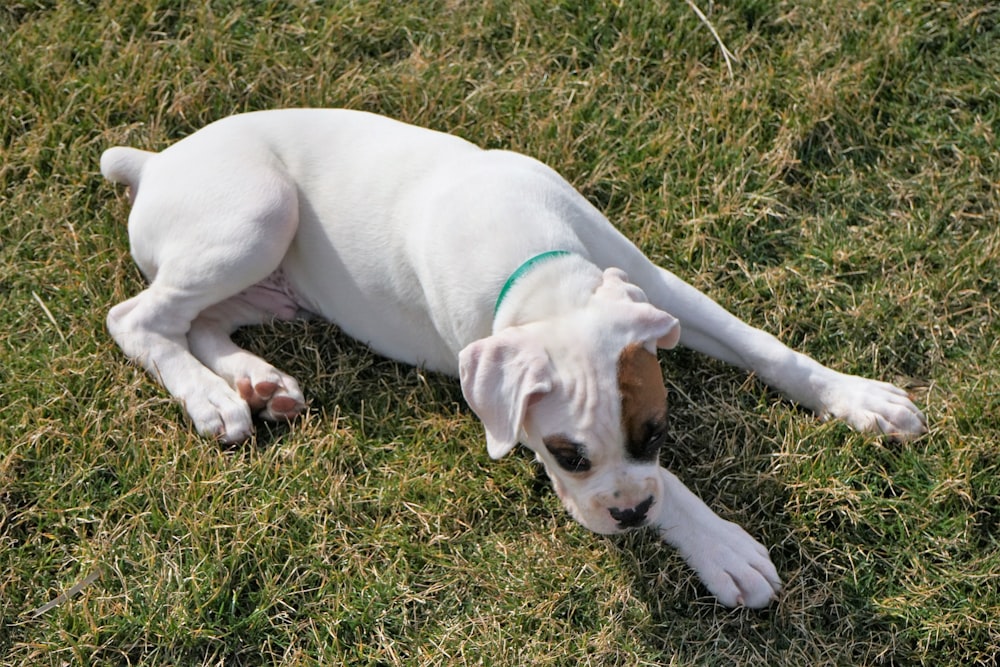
[234,320,797,631]
[231,317,468,445]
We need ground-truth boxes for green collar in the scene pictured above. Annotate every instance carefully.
[494,250,572,317]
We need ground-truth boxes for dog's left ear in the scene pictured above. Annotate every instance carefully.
[629,303,681,350]
[598,268,680,349]
[459,328,552,459]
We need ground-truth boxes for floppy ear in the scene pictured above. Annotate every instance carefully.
[459,328,552,459]
[631,303,681,350]
[598,268,681,349]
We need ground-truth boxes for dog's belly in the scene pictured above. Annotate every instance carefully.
[311,294,460,376]
[321,304,459,376]
[279,237,463,376]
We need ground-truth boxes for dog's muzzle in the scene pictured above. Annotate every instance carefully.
[608,495,654,529]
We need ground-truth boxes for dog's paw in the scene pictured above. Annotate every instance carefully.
[821,374,927,440]
[235,374,306,422]
[673,518,781,609]
[184,380,255,443]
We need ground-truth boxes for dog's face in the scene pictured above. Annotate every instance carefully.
[523,339,670,534]
[460,268,680,535]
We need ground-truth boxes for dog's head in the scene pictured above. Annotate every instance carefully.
[459,267,679,535]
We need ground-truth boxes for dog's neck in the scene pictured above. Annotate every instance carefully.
[493,251,573,316]
[492,253,602,332]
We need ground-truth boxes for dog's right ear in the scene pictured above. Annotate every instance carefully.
[459,329,552,460]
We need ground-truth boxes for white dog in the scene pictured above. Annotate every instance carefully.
[100,109,926,608]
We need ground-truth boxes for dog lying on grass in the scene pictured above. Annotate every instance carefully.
[100,109,926,607]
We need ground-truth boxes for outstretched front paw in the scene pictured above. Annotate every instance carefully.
[822,374,927,440]
[670,518,782,609]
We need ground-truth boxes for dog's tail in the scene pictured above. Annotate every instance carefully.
[100,146,153,203]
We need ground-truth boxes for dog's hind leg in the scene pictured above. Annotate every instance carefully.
[105,150,300,442]
[108,287,260,442]
[186,272,307,424]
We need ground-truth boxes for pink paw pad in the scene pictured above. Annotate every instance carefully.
[236,378,305,420]
[267,395,301,416]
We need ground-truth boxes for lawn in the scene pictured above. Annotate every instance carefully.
[2,0,999,664]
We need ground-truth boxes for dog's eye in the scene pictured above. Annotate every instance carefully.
[543,436,592,473]
[555,452,592,473]
[629,420,667,462]
[643,426,667,456]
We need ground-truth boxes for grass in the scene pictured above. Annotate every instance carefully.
[2,0,999,664]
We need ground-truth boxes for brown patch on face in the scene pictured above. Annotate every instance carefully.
[617,343,668,462]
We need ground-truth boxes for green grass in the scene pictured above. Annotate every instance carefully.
[2,0,999,664]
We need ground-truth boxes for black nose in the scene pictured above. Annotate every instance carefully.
[609,495,654,528]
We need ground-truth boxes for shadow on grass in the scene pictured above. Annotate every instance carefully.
[231,318,469,448]
[225,318,925,664]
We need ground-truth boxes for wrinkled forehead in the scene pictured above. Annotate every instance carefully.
[527,339,667,449]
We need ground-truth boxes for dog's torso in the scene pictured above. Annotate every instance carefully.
[126,109,643,373]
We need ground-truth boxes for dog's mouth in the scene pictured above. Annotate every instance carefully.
[545,463,658,534]
[568,498,658,536]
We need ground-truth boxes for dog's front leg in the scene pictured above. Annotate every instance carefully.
[653,467,781,608]
[637,265,927,439]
